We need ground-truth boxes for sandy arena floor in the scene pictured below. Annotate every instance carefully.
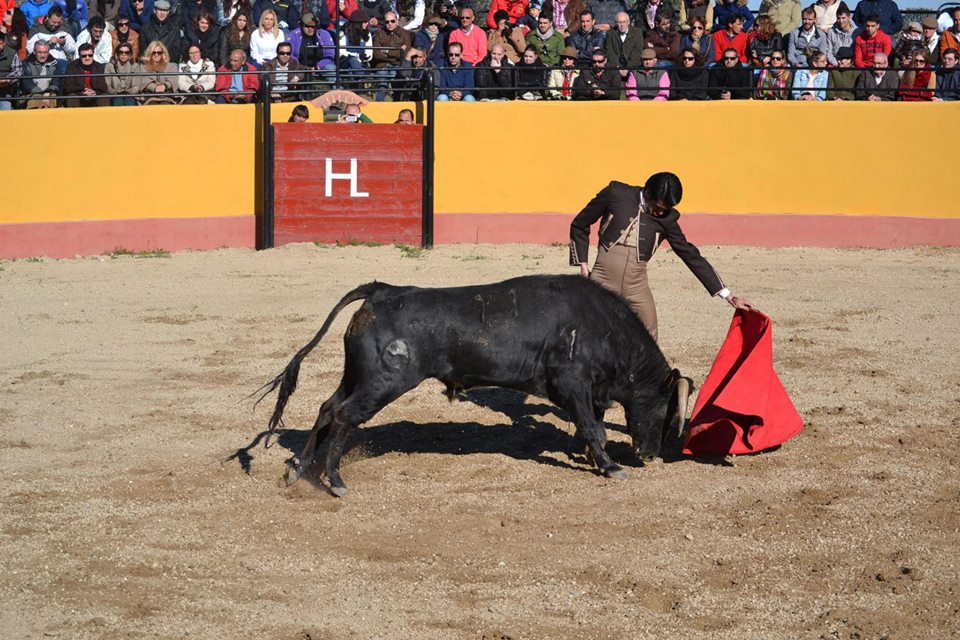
[1,243,958,639]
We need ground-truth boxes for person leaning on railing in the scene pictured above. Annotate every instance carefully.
[64,42,109,106]
[626,47,669,100]
[137,39,178,103]
[105,40,138,104]
[853,51,898,101]
[0,31,21,110]
[547,45,579,99]
[262,40,309,101]
[754,48,791,99]
[516,45,547,99]
[178,42,216,102]
[899,49,936,101]
[572,47,621,99]
[214,47,259,101]
[708,46,751,99]
[827,45,857,99]
[474,43,516,100]
[670,46,709,100]
[791,47,828,100]
[21,39,64,108]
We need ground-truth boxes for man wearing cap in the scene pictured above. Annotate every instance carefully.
[827,46,856,99]
[287,13,335,71]
[626,48,669,100]
[604,11,643,80]
[474,43,516,100]
[140,0,182,62]
[448,7,486,65]
[854,51,898,100]
[824,2,855,66]
[547,45,579,98]
[852,0,901,38]
[787,7,827,67]
[570,172,754,342]
[853,14,891,68]
[526,11,565,66]
[566,9,604,66]
[921,17,940,64]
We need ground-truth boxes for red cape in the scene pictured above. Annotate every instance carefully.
[683,309,802,455]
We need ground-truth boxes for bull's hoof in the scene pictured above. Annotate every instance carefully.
[603,464,628,480]
[327,471,348,498]
[284,464,301,486]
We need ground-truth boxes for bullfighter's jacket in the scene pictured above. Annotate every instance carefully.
[569,180,726,295]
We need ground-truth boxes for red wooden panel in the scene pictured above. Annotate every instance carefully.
[273,123,423,246]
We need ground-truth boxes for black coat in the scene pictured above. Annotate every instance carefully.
[474,57,515,100]
[515,59,546,98]
[572,68,622,99]
[183,22,222,65]
[708,64,752,99]
[669,67,709,100]
[63,59,109,96]
[140,14,183,63]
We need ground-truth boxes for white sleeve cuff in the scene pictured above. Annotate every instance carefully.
[716,288,731,300]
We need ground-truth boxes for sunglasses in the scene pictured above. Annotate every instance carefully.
[723,56,738,61]
[682,55,695,60]
[771,55,783,60]
[152,50,163,55]
[80,53,93,57]
[118,49,131,54]
[385,19,396,23]
[118,21,130,26]
[692,25,704,30]
[448,52,460,57]
[278,51,291,55]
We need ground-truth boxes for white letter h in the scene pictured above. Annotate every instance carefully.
[324,158,369,198]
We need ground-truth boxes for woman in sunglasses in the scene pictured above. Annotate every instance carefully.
[105,41,138,105]
[136,39,177,103]
[670,46,709,99]
[679,16,714,65]
[755,47,791,99]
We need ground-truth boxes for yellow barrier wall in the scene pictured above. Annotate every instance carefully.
[2,104,256,224]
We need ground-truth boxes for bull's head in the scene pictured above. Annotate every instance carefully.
[626,368,694,463]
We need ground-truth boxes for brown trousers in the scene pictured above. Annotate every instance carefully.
[590,243,658,342]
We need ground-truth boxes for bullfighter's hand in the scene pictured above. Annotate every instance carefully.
[728,295,755,311]
[579,263,590,278]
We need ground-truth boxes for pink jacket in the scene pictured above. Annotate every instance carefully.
[448,25,488,65]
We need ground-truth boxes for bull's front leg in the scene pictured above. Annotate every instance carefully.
[559,389,626,480]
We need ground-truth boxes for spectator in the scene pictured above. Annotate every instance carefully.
[337,9,372,82]
[854,51,898,100]
[812,0,840,32]
[436,40,475,101]
[216,0,252,26]
[118,0,152,32]
[759,0,800,36]
[709,46,751,98]
[567,9,604,66]
[263,40,308,100]
[712,12,747,64]
[412,14,446,68]
[214,46,259,100]
[288,102,309,120]
[179,0,211,29]
[52,0,88,34]
[394,107,414,123]
[824,2,854,66]
[713,0,753,33]
[645,10,680,66]
[934,47,959,100]
[219,11,252,64]
[940,8,960,61]
[0,31,21,110]
[543,0,585,36]
[516,45,546,98]
[105,41,137,104]
[893,21,924,66]
[547,44,579,98]
[95,0,122,28]
[183,10,221,66]
[827,45,856,99]
[525,12,564,66]
[337,101,370,121]
[588,0,627,32]
[679,15,714,65]
[755,47,791,98]
[110,16,140,60]
[516,0,540,31]
[486,0,528,30]
[249,8,283,65]
[899,49,935,101]
[397,0,425,31]
[626,47,669,100]
[63,41,108,105]
[678,0,713,34]
[137,39,177,102]
[358,0,392,26]
[372,10,410,101]
[27,6,76,62]
[748,13,781,67]
[21,0,54,29]
[21,40,63,107]
[287,12,334,71]
[2,6,30,60]
[474,42,516,100]
[140,0,182,63]
[393,46,427,100]
[74,15,110,64]
[921,17,939,65]
[487,9,527,63]
[853,14,891,69]
[253,0,298,31]
[852,0,901,38]
[792,48,827,99]
[787,8,827,67]
[177,42,215,101]
[572,47,621,99]
[604,11,643,82]
[670,46,708,99]
[637,0,664,32]
[448,7,485,65]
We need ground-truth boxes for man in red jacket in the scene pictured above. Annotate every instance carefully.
[215,49,261,103]
[486,0,529,29]
[712,12,748,64]
[854,14,892,68]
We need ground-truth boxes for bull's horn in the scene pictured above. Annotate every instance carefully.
[675,377,690,439]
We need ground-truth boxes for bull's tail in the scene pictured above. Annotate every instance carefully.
[252,282,382,447]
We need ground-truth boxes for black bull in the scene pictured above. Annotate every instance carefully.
[257,275,692,497]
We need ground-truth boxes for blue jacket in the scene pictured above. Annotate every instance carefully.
[119,0,156,31]
[567,28,606,63]
[414,30,447,69]
[936,68,960,101]
[53,0,89,31]
[852,0,902,36]
[438,60,474,95]
[713,0,754,32]
[21,0,55,28]
[792,68,828,100]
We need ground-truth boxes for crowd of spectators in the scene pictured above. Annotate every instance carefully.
[1,0,959,108]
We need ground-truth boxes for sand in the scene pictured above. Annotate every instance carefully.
[1,242,958,639]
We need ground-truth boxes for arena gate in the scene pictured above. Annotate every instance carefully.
[261,95,435,250]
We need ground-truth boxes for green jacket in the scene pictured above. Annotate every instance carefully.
[525,29,565,67]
